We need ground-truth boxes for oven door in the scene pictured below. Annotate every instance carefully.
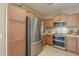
[53,40,65,47]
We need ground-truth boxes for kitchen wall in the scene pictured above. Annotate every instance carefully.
[0,3,6,56]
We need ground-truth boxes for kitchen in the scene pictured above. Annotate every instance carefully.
[41,13,79,55]
[7,3,79,56]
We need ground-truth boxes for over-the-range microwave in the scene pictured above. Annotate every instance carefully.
[54,21,66,27]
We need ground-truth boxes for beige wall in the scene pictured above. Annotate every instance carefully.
[0,3,6,56]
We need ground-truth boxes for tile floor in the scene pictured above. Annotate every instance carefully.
[38,45,79,56]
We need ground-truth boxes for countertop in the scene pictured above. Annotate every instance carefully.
[43,33,79,38]
[66,35,79,38]
[43,32,54,35]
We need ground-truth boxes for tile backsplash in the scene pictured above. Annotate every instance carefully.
[44,27,79,35]
[67,27,79,35]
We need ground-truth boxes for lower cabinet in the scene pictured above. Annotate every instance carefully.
[66,36,76,52]
[77,38,79,53]
[9,40,26,56]
[42,35,46,45]
[43,34,53,45]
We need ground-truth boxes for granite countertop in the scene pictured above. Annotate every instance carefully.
[66,35,79,38]
[43,33,79,37]
[43,32,54,35]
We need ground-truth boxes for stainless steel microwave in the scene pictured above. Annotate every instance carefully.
[54,21,66,27]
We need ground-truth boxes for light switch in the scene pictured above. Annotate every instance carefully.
[0,34,2,39]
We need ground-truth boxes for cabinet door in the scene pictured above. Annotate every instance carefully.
[46,35,53,45]
[54,16,60,22]
[77,38,79,53]
[43,35,47,45]
[66,36,76,52]
[67,14,78,27]
[8,20,26,56]
[9,39,26,56]
[76,13,79,27]
[48,19,54,28]
[43,35,53,45]
[43,20,49,28]
[10,21,25,41]
[8,4,26,21]
[43,20,53,28]
[54,14,67,22]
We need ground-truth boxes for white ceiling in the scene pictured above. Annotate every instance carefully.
[22,3,79,17]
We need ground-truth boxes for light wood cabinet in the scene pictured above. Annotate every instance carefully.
[43,35,47,45]
[66,36,77,52]
[76,13,79,27]
[46,35,53,45]
[77,37,79,53]
[67,14,78,27]
[43,19,54,28]
[54,15,60,22]
[54,14,67,22]
[8,4,26,21]
[8,4,26,56]
[8,20,26,56]
[9,39,26,56]
[43,34,53,45]
[10,20,25,41]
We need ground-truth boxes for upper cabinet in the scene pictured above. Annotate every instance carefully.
[8,4,26,21]
[7,4,26,56]
[67,14,78,27]
[43,19,54,28]
[76,13,79,27]
[54,13,67,22]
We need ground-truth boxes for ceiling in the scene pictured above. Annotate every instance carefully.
[22,3,79,17]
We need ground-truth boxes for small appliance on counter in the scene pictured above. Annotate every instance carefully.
[67,27,79,35]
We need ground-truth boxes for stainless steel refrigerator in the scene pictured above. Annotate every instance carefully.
[26,16,43,56]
